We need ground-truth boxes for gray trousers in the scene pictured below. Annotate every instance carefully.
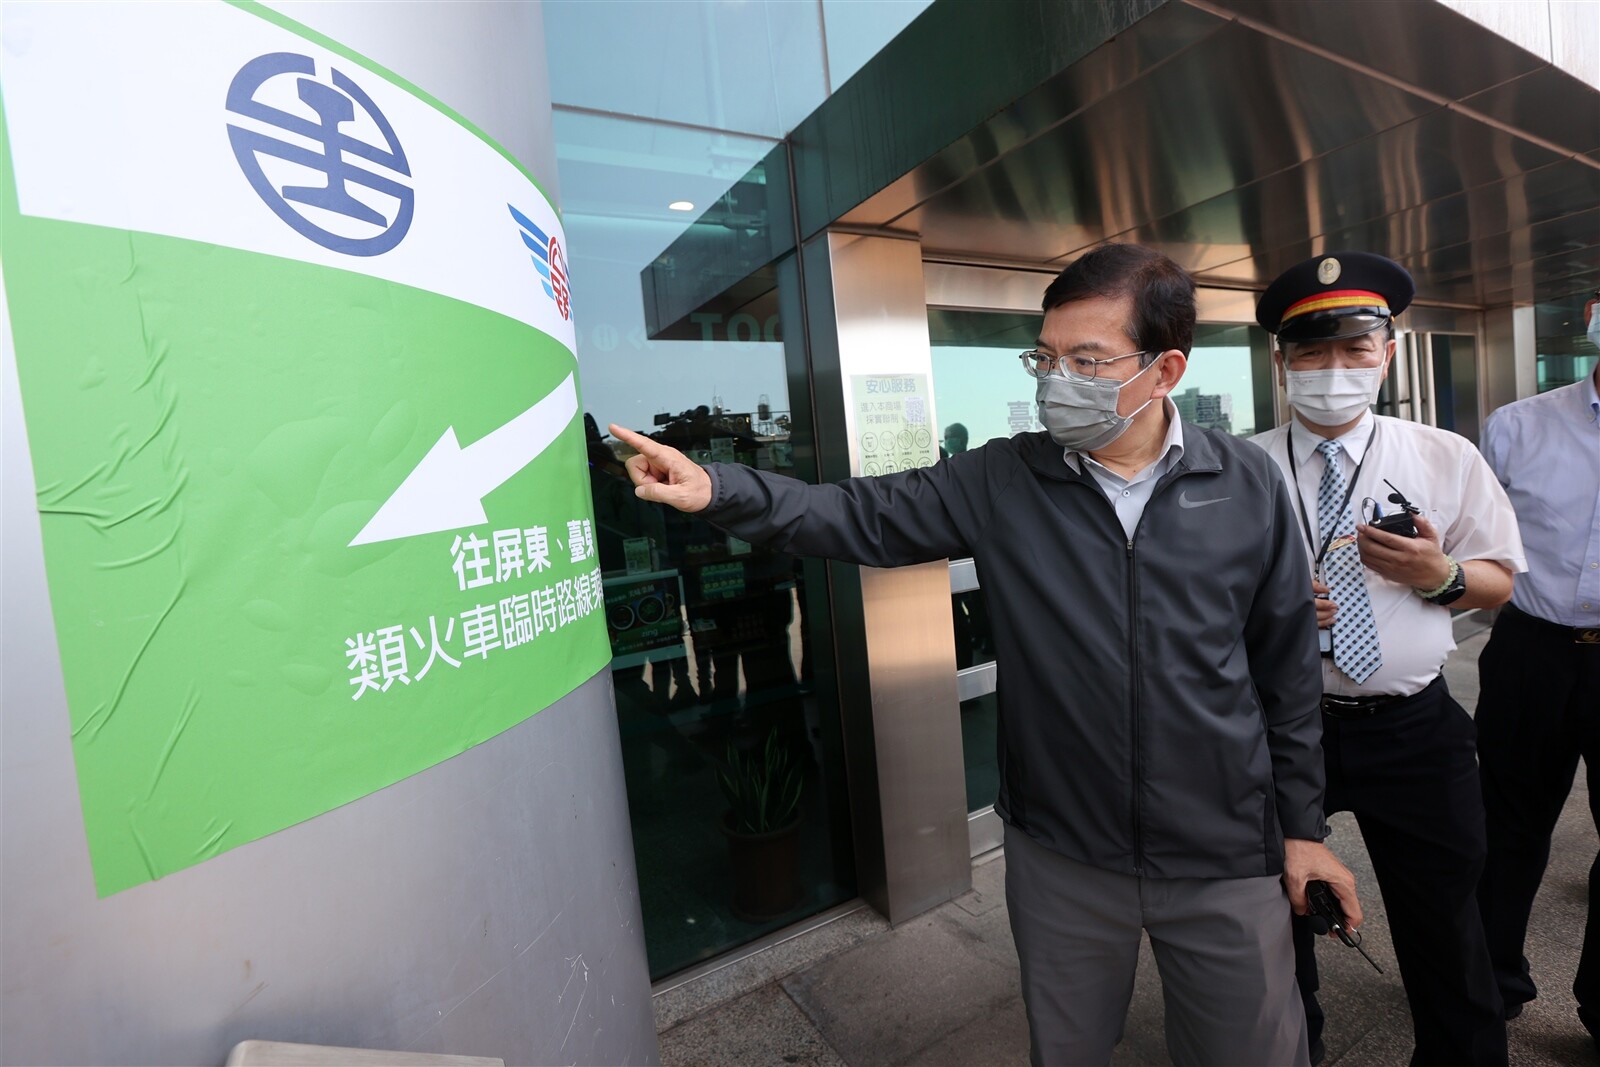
[1005,827,1308,1067]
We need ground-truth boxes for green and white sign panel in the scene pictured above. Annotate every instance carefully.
[0,1,610,896]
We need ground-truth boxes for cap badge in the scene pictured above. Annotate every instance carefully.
[1317,257,1341,285]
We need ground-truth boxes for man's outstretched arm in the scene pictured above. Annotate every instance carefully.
[609,423,985,567]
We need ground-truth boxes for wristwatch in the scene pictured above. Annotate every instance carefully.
[1418,556,1467,607]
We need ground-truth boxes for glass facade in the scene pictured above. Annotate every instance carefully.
[1429,333,1481,444]
[553,108,857,982]
[543,0,929,979]
[929,313,1032,815]
[1535,286,1599,393]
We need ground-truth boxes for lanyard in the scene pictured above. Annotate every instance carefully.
[1286,423,1378,573]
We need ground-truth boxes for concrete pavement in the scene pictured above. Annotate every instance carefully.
[654,627,1599,1066]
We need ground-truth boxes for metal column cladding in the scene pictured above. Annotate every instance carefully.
[0,2,655,1063]
[802,232,971,922]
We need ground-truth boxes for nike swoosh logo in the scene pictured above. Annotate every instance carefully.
[1178,491,1231,509]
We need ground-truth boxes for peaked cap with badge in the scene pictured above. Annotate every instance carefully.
[1256,251,1416,344]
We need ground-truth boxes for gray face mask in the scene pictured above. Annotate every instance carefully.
[1035,355,1162,452]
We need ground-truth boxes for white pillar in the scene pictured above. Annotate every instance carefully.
[1,4,656,1063]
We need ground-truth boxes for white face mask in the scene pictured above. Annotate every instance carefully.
[1036,356,1162,452]
[1587,313,1600,352]
[1284,364,1385,427]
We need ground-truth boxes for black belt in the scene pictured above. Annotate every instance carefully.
[1321,675,1443,719]
[1502,603,1600,646]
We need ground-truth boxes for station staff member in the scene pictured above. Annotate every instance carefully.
[1250,252,1525,1067]
[1475,294,1600,1048]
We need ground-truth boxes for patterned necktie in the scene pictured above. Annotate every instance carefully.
[1316,439,1381,683]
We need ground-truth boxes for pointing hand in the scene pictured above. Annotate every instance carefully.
[608,424,713,513]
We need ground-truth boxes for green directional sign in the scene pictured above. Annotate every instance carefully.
[0,0,610,895]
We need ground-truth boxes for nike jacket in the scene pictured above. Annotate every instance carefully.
[700,423,1327,879]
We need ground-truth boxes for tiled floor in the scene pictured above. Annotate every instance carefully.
[655,627,1600,1066]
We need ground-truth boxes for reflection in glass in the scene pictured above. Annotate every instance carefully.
[951,590,994,672]
[1430,334,1480,444]
[959,691,1000,814]
[952,586,997,814]
[1537,350,1599,393]
[595,410,853,978]
[1181,322,1274,437]
[1534,288,1599,394]
[544,0,826,137]
[930,344,1042,450]
[558,112,854,980]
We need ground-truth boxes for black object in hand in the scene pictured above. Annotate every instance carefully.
[1369,510,1417,538]
[1306,879,1383,973]
[1370,480,1419,538]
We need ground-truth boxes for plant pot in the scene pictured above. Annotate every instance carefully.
[720,812,802,922]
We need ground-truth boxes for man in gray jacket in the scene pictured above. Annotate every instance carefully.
[612,244,1359,1067]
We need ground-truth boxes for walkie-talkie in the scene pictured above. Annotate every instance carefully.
[1306,880,1383,973]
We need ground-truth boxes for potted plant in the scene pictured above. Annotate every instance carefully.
[716,728,804,922]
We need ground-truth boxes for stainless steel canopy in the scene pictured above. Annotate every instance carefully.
[644,0,1599,335]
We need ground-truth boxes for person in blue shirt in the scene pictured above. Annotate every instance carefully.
[1476,291,1600,1050]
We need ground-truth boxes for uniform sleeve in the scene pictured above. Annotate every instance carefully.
[699,446,1007,567]
[1445,442,1527,573]
[1242,462,1328,842]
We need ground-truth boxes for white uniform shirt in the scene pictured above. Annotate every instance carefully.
[1480,372,1600,627]
[1252,412,1526,698]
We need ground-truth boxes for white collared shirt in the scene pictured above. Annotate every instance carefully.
[1252,411,1526,697]
[1480,371,1600,627]
[1064,400,1186,540]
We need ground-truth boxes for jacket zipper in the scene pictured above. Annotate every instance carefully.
[1126,536,1143,876]
[1068,460,1207,878]
[1122,464,1205,878]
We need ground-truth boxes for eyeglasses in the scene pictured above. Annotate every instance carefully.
[1018,348,1150,382]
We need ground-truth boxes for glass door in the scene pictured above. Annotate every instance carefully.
[926,310,1034,855]
[1426,333,1482,444]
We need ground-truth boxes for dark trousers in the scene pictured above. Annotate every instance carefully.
[1476,605,1600,1024]
[1293,676,1508,1067]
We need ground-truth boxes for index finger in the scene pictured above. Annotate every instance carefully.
[609,423,663,455]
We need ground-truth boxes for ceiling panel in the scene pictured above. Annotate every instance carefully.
[838,0,1230,228]
[898,22,1442,263]
[1203,0,1545,101]
[1102,110,1573,278]
[1459,64,1600,157]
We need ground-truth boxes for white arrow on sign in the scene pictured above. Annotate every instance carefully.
[349,373,580,546]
